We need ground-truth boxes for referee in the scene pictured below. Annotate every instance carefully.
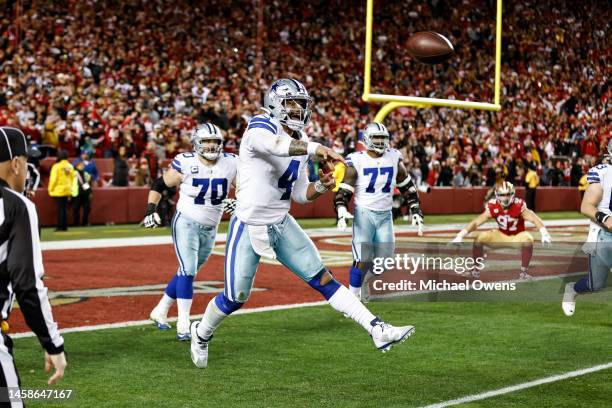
[0,127,66,406]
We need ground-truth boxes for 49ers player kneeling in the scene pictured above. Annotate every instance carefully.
[451,182,552,279]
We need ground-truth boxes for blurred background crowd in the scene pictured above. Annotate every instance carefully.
[0,0,609,190]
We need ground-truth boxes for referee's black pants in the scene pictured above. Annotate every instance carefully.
[0,334,23,407]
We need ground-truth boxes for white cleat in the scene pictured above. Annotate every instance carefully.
[371,321,415,352]
[190,322,210,368]
[150,306,171,330]
[562,282,577,316]
[177,319,191,341]
[519,271,533,280]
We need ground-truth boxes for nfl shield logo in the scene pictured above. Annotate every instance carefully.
[191,166,198,174]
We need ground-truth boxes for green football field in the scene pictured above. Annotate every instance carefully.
[17,210,610,406]
[15,302,611,407]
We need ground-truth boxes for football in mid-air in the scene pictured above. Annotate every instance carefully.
[406,31,454,64]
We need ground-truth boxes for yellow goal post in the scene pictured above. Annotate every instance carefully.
[363,0,504,122]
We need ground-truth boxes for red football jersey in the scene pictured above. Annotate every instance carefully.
[486,197,527,235]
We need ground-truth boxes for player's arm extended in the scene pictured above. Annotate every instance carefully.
[142,168,182,227]
[521,208,546,229]
[452,210,491,243]
[581,182,612,229]
[249,130,345,163]
[522,207,552,242]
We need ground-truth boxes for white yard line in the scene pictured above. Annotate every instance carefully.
[11,300,328,339]
[41,219,589,251]
[421,361,612,408]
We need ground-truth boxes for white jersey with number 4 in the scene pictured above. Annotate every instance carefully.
[235,114,311,226]
[347,148,402,211]
[171,152,237,227]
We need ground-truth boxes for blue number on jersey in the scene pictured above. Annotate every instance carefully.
[278,160,300,200]
[363,167,394,193]
[210,179,228,205]
[193,178,228,205]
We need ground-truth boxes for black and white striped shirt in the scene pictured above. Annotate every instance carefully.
[0,179,64,354]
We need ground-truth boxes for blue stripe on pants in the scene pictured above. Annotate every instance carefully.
[172,213,186,275]
[224,217,237,300]
[229,221,245,301]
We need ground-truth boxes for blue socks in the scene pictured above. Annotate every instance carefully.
[165,274,178,299]
[176,275,194,300]
[349,265,364,288]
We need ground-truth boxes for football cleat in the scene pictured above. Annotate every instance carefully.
[177,319,192,341]
[519,271,533,280]
[371,320,415,352]
[150,306,171,330]
[190,322,211,368]
[562,282,577,316]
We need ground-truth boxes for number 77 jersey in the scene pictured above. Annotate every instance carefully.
[347,149,402,211]
[173,152,238,227]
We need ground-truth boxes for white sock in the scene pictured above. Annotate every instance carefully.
[328,285,376,334]
[157,294,175,314]
[348,285,361,298]
[177,298,193,323]
[197,299,227,340]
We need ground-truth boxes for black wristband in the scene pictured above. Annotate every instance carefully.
[146,203,157,216]
[595,211,609,224]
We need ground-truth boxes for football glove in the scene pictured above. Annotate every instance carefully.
[540,227,552,245]
[222,198,237,215]
[142,203,162,228]
[336,205,354,232]
[409,205,424,236]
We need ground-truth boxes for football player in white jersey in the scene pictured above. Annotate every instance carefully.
[143,123,237,340]
[562,139,612,316]
[333,122,424,300]
[189,79,415,368]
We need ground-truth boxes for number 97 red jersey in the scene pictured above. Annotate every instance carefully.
[486,198,527,236]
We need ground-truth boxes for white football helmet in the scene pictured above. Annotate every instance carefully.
[192,123,223,161]
[495,181,515,208]
[263,78,312,131]
[362,122,389,154]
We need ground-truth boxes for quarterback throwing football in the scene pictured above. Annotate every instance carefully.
[189,79,415,368]
[451,181,552,279]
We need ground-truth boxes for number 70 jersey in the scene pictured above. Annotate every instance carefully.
[347,149,402,211]
[172,152,238,227]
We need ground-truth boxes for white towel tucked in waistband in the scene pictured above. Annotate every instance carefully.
[248,225,276,259]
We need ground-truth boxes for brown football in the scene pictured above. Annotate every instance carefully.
[406,31,454,64]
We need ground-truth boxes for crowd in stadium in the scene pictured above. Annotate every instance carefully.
[0,0,609,190]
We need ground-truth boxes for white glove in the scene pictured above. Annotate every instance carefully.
[336,206,354,232]
[540,227,552,244]
[451,229,468,244]
[143,212,162,228]
[409,206,424,236]
[222,198,237,215]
